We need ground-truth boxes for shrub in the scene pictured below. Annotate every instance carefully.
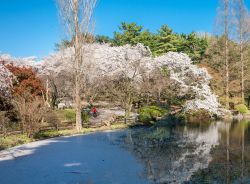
[169,97,186,106]
[235,104,249,114]
[138,106,168,124]
[0,112,10,137]
[82,111,90,124]
[44,111,61,130]
[64,109,76,122]
[219,96,243,109]
[55,108,90,124]
[14,96,47,138]
[138,112,152,123]
[185,109,211,123]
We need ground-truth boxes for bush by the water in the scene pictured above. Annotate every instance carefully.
[235,104,249,114]
[185,109,212,123]
[138,106,168,124]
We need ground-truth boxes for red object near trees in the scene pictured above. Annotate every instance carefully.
[92,107,97,113]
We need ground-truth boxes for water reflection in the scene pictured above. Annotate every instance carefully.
[119,120,250,183]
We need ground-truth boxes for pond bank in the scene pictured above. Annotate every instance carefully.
[1,120,250,184]
[1,107,248,152]
[0,123,132,151]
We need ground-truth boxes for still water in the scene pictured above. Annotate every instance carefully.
[0,120,250,184]
[119,120,250,184]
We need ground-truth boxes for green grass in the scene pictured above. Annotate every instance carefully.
[54,109,76,123]
[54,109,90,124]
[34,129,74,139]
[64,109,76,121]
[0,134,32,151]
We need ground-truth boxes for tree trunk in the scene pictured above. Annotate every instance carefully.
[75,74,82,131]
[225,0,230,109]
[46,78,50,107]
[146,93,150,106]
[226,122,230,184]
[124,94,133,124]
[241,125,245,182]
[157,89,161,105]
[240,42,244,103]
[124,104,131,124]
[238,0,245,103]
[74,2,82,132]
[225,38,229,109]
[57,0,96,132]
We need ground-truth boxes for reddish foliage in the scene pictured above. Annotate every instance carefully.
[5,64,45,97]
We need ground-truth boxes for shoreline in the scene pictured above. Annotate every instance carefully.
[1,113,250,152]
[0,123,133,152]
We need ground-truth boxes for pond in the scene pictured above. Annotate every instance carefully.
[0,120,250,184]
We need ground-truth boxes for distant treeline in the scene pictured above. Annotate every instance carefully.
[57,22,208,62]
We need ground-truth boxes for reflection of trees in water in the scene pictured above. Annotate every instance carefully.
[118,120,250,183]
[120,122,222,184]
[189,120,250,183]
[241,121,245,183]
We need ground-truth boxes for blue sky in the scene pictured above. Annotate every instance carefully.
[0,0,248,57]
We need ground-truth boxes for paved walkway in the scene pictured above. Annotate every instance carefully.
[88,107,137,127]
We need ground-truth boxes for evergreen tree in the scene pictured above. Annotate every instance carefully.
[95,35,112,44]
[137,30,157,55]
[178,32,208,61]
[154,25,180,55]
[56,22,208,62]
[112,22,208,61]
[113,22,143,46]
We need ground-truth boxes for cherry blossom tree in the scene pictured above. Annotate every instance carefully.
[0,64,12,97]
